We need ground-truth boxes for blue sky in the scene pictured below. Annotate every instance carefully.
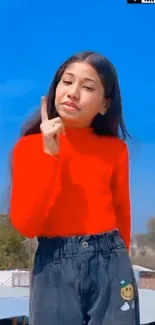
[0,0,154,233]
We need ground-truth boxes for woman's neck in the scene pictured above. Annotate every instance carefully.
[63,118,91,129]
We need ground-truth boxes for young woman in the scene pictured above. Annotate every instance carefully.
[10,51,140,325]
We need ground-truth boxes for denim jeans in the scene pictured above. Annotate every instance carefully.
[30,229,140,325]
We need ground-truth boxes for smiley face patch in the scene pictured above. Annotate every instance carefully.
[120,280,135,311]
[120,280,134,301]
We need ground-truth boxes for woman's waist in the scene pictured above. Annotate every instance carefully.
[40,208,118,237]
[35,228,125,262]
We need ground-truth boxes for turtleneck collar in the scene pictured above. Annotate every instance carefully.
[65,126,93,138]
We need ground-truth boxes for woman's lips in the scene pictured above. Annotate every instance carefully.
[62,101,79,110]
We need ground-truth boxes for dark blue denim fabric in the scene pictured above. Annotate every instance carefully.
[30,230,140,325]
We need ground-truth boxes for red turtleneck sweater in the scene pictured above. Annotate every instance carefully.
[10,127,131,250]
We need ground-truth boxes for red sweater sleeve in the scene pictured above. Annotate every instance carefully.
[112,142,131,251]
[10,134,60,238]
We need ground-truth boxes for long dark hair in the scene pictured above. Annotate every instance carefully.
[21,51,130,139]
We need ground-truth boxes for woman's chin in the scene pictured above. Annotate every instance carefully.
[59,109,80,121]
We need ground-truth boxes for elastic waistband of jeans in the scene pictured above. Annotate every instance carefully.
[37,229,125,258]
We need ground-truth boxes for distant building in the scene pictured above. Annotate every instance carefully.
[0,270,30,288]
[139,271,155,290]
[133,265,155,290]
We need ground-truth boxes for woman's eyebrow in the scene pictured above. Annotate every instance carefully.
[64,72,97,84]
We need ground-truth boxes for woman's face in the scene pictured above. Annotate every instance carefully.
[55,62,107,127]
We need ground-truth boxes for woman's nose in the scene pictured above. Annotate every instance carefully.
[67,86,79,99]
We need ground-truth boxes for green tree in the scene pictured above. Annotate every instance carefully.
[0,213,9,226]
[0,214,31,270]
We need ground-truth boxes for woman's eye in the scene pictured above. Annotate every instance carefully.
[84,86,94,91]
[63,80,72,85]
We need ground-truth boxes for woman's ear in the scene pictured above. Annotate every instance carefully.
[105,98,112,110]
[100,97,112,115]
[100,105,107,115]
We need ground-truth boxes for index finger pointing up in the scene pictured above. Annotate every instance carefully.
[41,96,48,121]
